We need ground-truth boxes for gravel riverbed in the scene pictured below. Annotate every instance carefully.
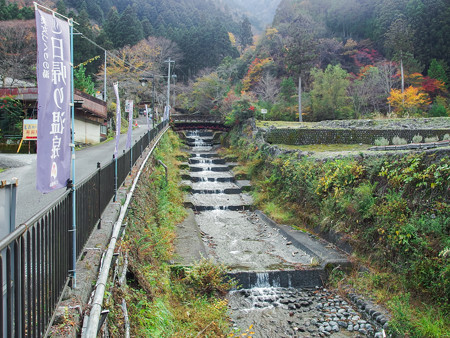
[228,286,387,337]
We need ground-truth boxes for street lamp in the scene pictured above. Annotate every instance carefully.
[140,76,156,127]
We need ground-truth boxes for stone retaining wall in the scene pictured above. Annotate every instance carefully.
[264,128,450,145]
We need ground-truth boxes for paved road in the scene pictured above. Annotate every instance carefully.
[0,117,153,226]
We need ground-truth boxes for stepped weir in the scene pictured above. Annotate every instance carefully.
[175,129,387,337]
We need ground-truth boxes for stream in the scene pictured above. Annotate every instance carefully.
[183,130,387,338]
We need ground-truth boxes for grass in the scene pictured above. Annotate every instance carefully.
[107,130,233,337]
[331,269,450,338]
[0,168,5,173]
[276,143,371,152]
[256,120,313,129]
[255,116,450,130]
[226,126,450,337]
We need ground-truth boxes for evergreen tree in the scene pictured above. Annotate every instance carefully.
[56,0,68,16]
[428,59,449,87]
[239,16,253,49]
[280,77,297,105]
[116,6,143,47]
[104,8,121,48]
[141,18,153,38]
[310,64,352,120]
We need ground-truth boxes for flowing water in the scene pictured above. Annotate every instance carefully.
[184,130,385,337]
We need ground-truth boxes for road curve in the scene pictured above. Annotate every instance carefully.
[0,117,152,226]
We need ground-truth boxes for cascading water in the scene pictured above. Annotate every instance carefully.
[183,129,385,337]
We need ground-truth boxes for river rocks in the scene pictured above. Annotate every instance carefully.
[228,286,386,337]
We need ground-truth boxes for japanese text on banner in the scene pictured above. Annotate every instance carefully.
[35,9,71,193]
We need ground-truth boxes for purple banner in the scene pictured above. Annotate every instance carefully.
[35,9,71,193]
[164,105,170,121]
[125,100,133,150]
[113,82,121,157]
[145,104,150,131]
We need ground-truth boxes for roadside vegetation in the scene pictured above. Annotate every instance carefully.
[276,143,372,153]
[224,124,450,337]
[106,131,234,337]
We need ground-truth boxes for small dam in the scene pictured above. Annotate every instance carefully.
[175,129,387,337]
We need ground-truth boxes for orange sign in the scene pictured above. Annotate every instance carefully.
[23,119,38,140]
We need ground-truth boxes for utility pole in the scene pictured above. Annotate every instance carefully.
[165,58,175,118]
[103,50,107,101]
[152,76,156,127]
[298,77,302,122]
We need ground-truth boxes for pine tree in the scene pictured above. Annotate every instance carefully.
[116,6,143,48]
[239,16,253,49]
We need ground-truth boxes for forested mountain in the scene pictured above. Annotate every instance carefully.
[2,0,449,122]
[179,0,449,121]
[273,0,450,73]
[60,0,244,79]
[222,0,281,32]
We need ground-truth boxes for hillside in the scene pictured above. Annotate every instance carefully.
[223,0,281,32]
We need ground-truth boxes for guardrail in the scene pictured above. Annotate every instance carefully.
[0,120,168,337]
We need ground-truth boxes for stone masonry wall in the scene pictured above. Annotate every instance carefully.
[265,129,450,145]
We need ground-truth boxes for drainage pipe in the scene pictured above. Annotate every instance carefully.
[84,125,169,337]
[157,159,168,184]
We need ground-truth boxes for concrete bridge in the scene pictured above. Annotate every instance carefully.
[171,114,229,131]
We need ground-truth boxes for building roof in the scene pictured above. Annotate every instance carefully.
[0,87,107,120]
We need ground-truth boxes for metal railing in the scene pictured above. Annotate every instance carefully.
[0,120,168,337]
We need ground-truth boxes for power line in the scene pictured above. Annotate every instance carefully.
[73,28,165,79]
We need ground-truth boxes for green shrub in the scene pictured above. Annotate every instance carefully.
[0,96,23,135]
[425,136,439,143]
[392,136,407,145]
[442,134,450,141]
[227,125,450,318]
[428,103,448,117]
[412,134,423,143]
[374,137,389,146]
[184,259,237,297]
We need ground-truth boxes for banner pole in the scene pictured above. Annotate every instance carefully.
[70,19,77,287]
[114,155,118,202]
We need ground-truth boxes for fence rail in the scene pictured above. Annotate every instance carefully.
[0,120,168,337]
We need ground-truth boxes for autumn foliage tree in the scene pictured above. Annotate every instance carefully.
[0,20,36,86]
[241,57,273,92]
[98,38,161,104]
[388,86,431,117]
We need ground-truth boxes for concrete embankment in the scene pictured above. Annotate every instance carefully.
[174,129,389,337]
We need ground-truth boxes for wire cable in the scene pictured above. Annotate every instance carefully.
[73,28,167,79]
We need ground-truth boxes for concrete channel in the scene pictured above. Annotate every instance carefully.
[175,130,388,337]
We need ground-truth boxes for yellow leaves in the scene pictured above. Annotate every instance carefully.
[387,86,431,116]
[242,57,273,91]
[265,27,278,39]
[229,324,255,337]
[75,55,100,68]
[228,32,237,47]
[102,39,160,82]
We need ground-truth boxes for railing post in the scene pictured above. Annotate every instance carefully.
[97,162,101,229]
[113,154,117,202]
[130,143,133,174]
